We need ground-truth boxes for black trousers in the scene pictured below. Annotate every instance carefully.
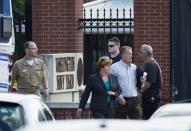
[91,103,114,119]
[142,97,160,119]
[114,97,142,119]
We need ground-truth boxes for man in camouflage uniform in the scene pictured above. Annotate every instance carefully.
[10,41,49,96]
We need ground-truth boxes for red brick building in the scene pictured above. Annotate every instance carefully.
[32,0,83,54]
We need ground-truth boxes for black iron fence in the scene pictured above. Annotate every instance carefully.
[79,8,134,83]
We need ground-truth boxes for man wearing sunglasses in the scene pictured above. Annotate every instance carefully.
[107,37,121,63]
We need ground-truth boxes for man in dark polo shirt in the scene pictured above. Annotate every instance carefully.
[139,44,163,119]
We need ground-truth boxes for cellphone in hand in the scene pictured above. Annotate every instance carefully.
[143,72,147,79]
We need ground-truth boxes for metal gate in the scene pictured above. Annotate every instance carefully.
[80,8,134,83]
[171,0,191,101]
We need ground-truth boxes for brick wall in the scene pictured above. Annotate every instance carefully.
[134,0,171,103]
[51,108,91,119]
[47,102,91,119]
[32,0,83,54]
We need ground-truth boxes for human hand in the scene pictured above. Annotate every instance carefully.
[8,86,17,93]
[44,88,49,97]
[140,76,146,84]
[117,95,126,106]
[107,91,115,96]
[140,72,147,83]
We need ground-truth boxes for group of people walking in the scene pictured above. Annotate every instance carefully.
[9,37,162,120]
[77,37,163,119]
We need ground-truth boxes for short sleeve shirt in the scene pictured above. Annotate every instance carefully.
[142,60,163,98]
[11,57,48,90]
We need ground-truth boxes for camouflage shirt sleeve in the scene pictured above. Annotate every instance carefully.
[11,62,18,85]
[42,62,49,80]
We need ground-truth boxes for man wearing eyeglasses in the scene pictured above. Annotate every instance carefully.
[107,37,121,63]
[10,41,49,97]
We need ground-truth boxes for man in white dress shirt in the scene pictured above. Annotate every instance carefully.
[110,46,142,119]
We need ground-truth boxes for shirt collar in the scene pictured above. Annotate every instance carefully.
[22,57,39,65]
[120,60,131,68]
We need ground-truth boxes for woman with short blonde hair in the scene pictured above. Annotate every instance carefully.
[77,56,121,118]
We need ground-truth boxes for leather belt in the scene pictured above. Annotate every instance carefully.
[123,96,137,100]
